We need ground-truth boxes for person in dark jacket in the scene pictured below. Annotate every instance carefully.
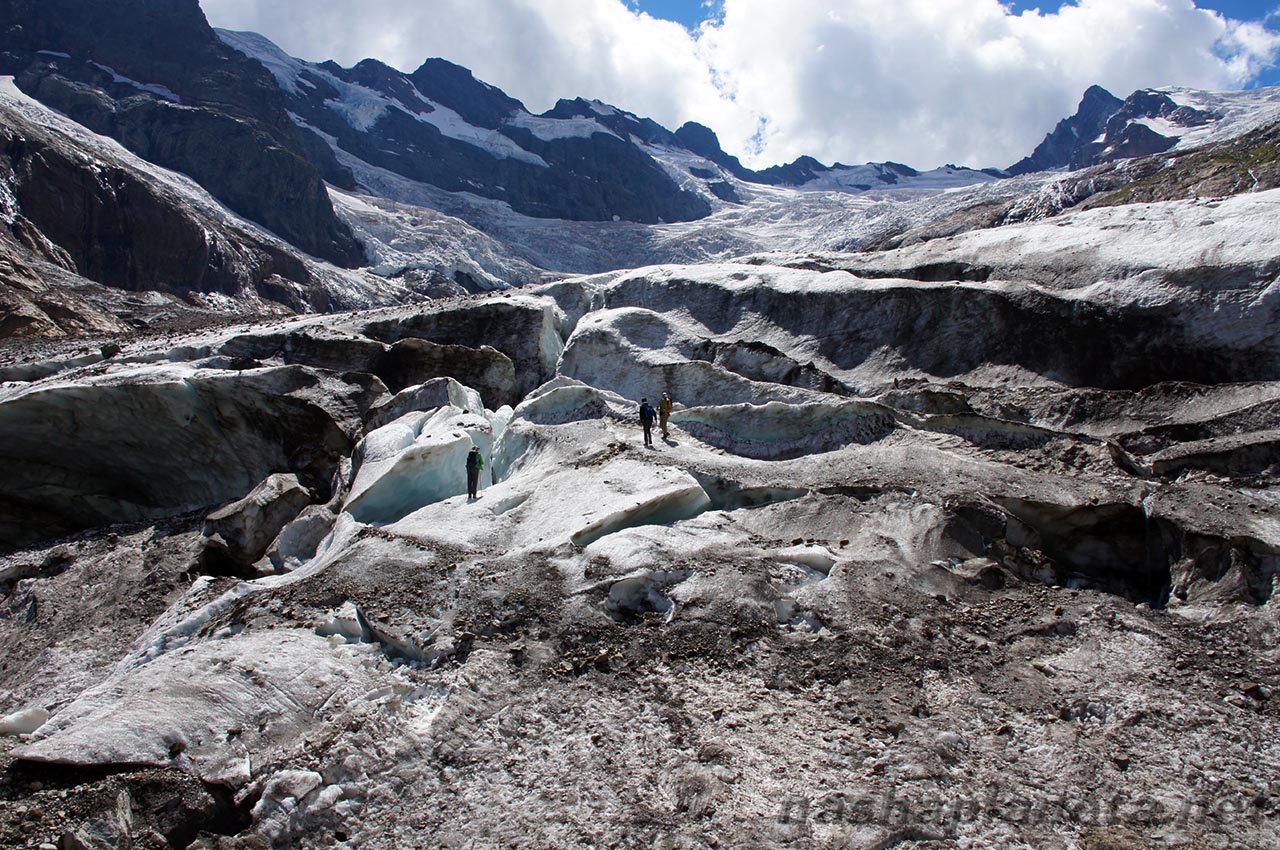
[465,446,484,499]
[639,398,657,447]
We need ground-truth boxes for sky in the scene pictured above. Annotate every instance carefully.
[200,0,1280,170]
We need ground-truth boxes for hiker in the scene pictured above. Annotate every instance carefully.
[639,398,657,447]
[658,392,673,439]
[465,446,484,499]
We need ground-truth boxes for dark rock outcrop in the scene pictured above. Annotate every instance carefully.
[0,81,403,337]
[1009,86,1219,175]
[220,34,712,225]
[674,122,757,181]
[0,0,362,266]
[0,124,312,299]
[1008,85,1124,175]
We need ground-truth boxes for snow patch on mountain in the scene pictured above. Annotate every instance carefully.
[508,112,618,142]
[799,163,997,193]
[324,132,1058,276]
[325,74,543,164]
[89,62,181,102]
[324,81,391,132]
[416,103,547,166]
[328,187,542,290]
[215,29,306,95]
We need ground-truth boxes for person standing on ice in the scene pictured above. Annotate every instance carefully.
[639,398,657,447]
[658,392,673,439]
[465,446,485,499]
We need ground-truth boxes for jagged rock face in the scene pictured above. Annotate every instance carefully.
[215,32,711,226]
[1064,89,1207,168]
[674,121,757,181]
[0,228,132,339]
[0,77,425,339]
[0,0,363,266]
[1008,85,1124,175]
[1009,85,1222,175]
[1036,114,1280,216]
[542,96,678,146]
[0,124,309,299]
[217,27,998,228]
[409,59,527,129]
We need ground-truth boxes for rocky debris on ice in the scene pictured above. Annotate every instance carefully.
[1,215,1278,848]
[14,630,385,787]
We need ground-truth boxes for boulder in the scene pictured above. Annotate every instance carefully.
[199,473,313,574]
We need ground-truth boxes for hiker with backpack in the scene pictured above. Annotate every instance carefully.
[465,446,485,499]
[658,392,673,439]
[639,398,657,447]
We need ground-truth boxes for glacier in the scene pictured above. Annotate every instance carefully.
[2,178,1279,845]
[2,20,1280,849]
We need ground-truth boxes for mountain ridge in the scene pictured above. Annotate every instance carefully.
[0,0,364,267]
[1,3,1278,341]
[217,28,1002,217]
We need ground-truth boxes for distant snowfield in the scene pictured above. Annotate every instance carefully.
[792,186,1280,287]
[1163,85,1280,149]
[325,140,1052,277]
[507,111,618,142]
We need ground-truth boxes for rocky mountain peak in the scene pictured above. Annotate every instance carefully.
[1080,83,1124,113]
[674,120,755,179]
[1006,84,1123,175]
[541,97,675,145]
[673,120,723,152]
[409,57,525,129]
[1008,83,1231,176]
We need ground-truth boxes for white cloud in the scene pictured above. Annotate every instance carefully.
[200,0,1280,169]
